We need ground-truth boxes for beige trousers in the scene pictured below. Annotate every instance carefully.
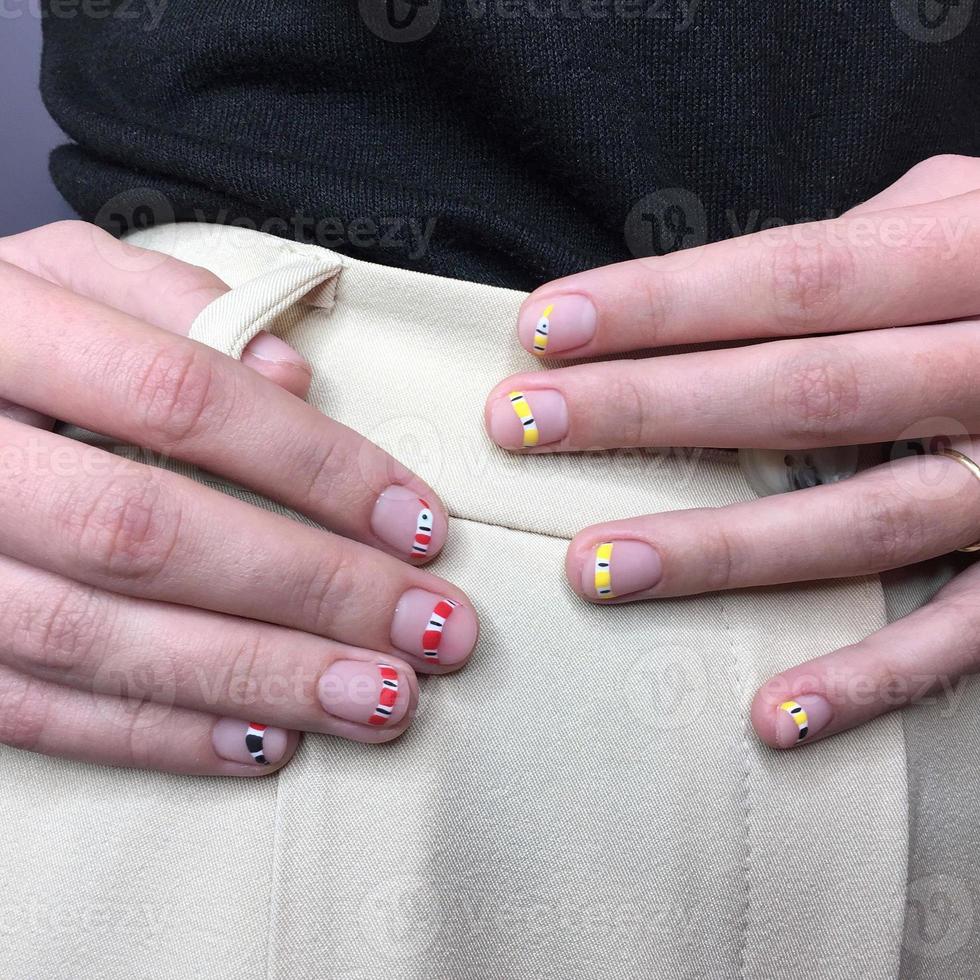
[1,223,976,979]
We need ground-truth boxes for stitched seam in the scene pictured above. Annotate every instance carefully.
[263,769,288,980]
[877,571,913,979]
[450,513,573,543]
[718,590,752,980]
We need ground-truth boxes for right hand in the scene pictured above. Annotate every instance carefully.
[0,221,478,776]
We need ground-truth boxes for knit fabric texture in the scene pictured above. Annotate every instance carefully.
[40,1,980,290]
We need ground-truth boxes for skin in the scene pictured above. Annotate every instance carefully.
[486,154,980,750]
[0,221,477,776]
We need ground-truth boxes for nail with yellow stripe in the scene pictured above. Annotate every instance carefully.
[778,700,809,741]
[594,542,615,598]
[532,303,554,354]
[508,391,539,447]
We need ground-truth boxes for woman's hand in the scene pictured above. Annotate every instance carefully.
[486,154,980,749]
[0,221,477,775]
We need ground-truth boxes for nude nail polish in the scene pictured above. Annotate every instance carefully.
[213,718,289,766]
[318,660,410,727]
[488,389,569,450]
[519,294,597,356]
[371,485,444,559]
[391,588,478,666]
[241,330,311,371]
[581,540,663,600]
[775,695,832,747]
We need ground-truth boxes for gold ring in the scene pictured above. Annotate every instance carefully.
[937,448,980,552]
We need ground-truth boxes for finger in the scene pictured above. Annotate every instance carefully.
[0,664,300,776]
[0,554,418,743]
[0,420,477,673]
[487,321,980,452]
[848,154,980,215]
[0,221,312,397]
[513,191,980,357]
[750,560,980,748]
[0,262,447,563]
[565,448,980,602]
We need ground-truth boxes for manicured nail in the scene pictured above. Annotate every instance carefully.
[318,660,410,727]
[391,588,478,667]
[241,330,311,372]
[213,718,289,766]
[775,695,832,747]
[519,294,597,356]
[581,540,663,600]
[488,389,568,450]
[371,485,444,559]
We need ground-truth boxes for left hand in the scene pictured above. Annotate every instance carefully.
[485,153,980,750]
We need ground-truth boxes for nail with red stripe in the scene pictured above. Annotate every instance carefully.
[422,598,459,664]
[369,664,401,725]
[212,718,290,767]
[412,499,434,557]
[318,659,411,728]
[391,588,479,669]
[371,485,445,560]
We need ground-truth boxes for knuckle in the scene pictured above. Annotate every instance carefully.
[851,486,927,569]
[769,345,862,443]
[119,699,171,769]
[636,271,671,347]
[0,220,93,260]
[908,153,980,182]
[766,237,854,333]
[5,580,110,675]
[301,436,354,507]
[40,219,96,243]
[0,671,47,753]
[166,261,228,302]
[698,509,740,592]
[129,343,224,447]
[298,550,360,636]
[609,374,654,446]
[217,635,267,713]
[61,472,180,583]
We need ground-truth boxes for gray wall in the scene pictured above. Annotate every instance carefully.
[1,10,76,236]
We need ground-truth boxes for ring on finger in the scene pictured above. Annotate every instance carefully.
[936,448,980,552]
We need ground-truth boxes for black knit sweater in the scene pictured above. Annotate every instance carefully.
[40,0,980,290]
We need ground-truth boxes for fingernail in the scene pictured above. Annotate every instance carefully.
[488,389,568,450]
[391,588,478,667]
[519,294,597,356]
[581,540,663,600]
[775,695,833,747]
[318,660,411,727]
[241,331,311,372]
[371,485,444,560]
[213,718,289,766]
